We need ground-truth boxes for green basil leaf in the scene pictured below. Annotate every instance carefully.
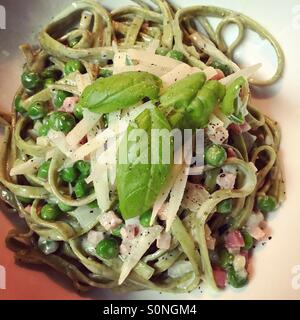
[80,71,162,113]
[116,108,173,220]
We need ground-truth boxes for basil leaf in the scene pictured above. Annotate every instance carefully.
[80,71,162,113]
[116,108,173,220]
[160,74,225,129]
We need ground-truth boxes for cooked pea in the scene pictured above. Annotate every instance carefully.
[21,71,42,90]
[96,238,119,259]
[204,144,227,167]
[242,231,254,250]
[227,266,248,288]
[40,204,61,221]
[74,160,90,178]
[257,195,277,213]
[59,167,78,183]
[64,60,85,75]
[37,160,51,180]
[167,50,184,61]
[155,47,170,56]
[139,209,152,227]
[28,101,47,120]
[73,179,89,198]
[49,111,76,133]
[53,90,72,109]
[58,202,74,212]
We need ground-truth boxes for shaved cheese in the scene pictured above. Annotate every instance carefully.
[118,225,163,285]
[71,120,126,161]
[48,130,77,157]
[219,63,262,86]
[10,157,43,176]
[75,73,92,95]
[161,64,217,88]
[113,51,128,75]
[87,122,111,212]
[182,182,210,212]
[206,114,229,144]
[165,164,190,232]
[150,164,183,225]
[168,261,193,279]
[66,109,101,147]
[68,206,102,231]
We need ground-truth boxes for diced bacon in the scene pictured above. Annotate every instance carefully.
[87,230,104,247]
[213,267,227,289]
[239,122,251,132]
[211,69,225,80]
[228,123,242,135]
[225,230,245,249]
[59,96,79,113]
[217,172,236,190]
[120,224,139,241]
[248,225,266,241]
[156,232,171,250]
[228,122,251,135]
[205,224,216,250]
[79,135,87,145]
[157,203,168,221]
[227,147,237,158]
[25,205,32,213]
[98,210,122,231]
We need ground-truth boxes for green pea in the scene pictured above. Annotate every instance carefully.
[28,101,47,120]
[68,37,80,48]
[59,167,78,183]
[242,231,254,250]
[111,224,124,237]
[87,200,98,208]
[96,238,119,259]
[167,50,184,61]
[102,113,108,128]
[99,69,113,78]
[49,111,76,133]
[40,203,61,221]
[38,237,59,255]
[217,199,233,215]
[257,195,277,213]
[37,160,51,180]
[44,78,55,88]
[38,124,49,136]
[17,196,32,205]
[155,47,170,56]
[218,249,233,270]
[139,209,152,227]
[53,90,72,109]
[58,202,74,212]
[227,266,248,288]
[210,60,232,76]
[204,144,227,167]
[73,179,89,198]
[41,68,61,80]
[64,60,85,75]
[14,95,26,114]
[74,103,83,120]
[21,71,42,90]
[74,160,91,178]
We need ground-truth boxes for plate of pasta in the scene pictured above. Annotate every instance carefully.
[0,0,299,300]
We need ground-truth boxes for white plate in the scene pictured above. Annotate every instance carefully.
[0,0,299,300]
